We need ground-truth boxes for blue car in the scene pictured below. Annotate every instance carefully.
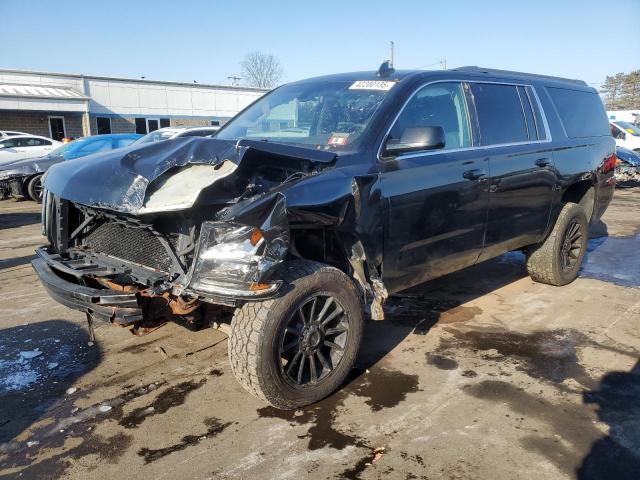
[0,133,141,202]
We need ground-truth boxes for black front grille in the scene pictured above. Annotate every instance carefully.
[85,222,173,272]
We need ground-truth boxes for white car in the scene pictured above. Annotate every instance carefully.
[0,130,29,139]
[0,134,62,164]
[610,121,640,152]
[132,126,220,145]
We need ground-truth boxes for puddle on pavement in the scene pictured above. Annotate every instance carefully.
[581,233,640,288]
[120,378,207,428]
[0,372,218,477]
[435,328,596,389]
[257,366,420,452]
[0,320,101,445]
[137,416,233,464]
[426,354,458,370]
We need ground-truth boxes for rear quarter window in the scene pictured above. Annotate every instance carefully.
[546,87,609,138]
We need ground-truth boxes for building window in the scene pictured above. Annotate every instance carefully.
[48,116,66,141]
[147,119,160,132]
[96,117,112,135]
[160,118,170,128]
[210,120,220,126]
[135,118,147,134]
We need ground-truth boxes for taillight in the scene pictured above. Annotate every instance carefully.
[601,153,617,173]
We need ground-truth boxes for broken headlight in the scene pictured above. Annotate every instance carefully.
[188,222,285,297]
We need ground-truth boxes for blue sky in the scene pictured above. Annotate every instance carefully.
[2,0,639,88]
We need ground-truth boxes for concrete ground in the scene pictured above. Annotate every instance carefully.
[0,189,638,480]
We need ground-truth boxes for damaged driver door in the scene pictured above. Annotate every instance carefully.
[378,81,488,294]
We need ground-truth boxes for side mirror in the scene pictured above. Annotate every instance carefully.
[383,126,446,157]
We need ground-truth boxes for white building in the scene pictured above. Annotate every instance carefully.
[0,68,267,140]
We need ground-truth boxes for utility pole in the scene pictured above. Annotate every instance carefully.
[390,41,395,68]
[227,76,241,87]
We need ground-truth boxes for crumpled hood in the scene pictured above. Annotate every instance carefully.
[43,137,337,214]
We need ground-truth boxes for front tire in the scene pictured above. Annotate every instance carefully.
[26,174,44,203]
[526,202,588,286]
[228,260,363,409]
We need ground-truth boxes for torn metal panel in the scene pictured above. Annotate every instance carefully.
[43,137,338,215]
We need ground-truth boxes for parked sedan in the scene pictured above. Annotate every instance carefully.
[132,126,220,145]
[0,133,141,202]
[0,134,62,164]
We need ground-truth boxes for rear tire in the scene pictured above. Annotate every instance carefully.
[26,174,44,203]
[228,260,363,409]
[526,202,588,286]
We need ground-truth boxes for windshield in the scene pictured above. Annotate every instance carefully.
[134,130,178,145]
[216,80,394,150]
[615,121,640,136]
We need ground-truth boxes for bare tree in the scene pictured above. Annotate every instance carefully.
[241,52,284,89]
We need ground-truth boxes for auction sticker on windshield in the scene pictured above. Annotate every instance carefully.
[349,80,396,91]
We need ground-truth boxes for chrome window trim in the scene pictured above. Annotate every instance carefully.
[377,79,553,162]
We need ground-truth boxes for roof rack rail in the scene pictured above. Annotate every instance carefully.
[453,66,587,86]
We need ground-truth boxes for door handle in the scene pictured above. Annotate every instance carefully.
[535,158,552,168]
[463,169,487,181]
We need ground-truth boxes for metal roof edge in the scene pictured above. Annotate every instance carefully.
[0,68,269,93]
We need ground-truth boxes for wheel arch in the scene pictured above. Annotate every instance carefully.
[559,179,596,222]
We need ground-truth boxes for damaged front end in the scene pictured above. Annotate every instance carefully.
[32,138,336,331]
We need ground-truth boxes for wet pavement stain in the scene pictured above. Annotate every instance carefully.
[0,431,134,480]
[137,416,233,464]
[436,328,596,389]
[581,234,640,288]
[257,366,420,451]
[119,378,207,428]
[426,354,458,370]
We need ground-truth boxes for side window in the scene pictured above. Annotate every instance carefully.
[517,86,537,141]
[546,87,609,138]
[526,87,548,140]
[0,139,15,148]
[388,82,471,152]
[470,83,528,145]
[24,137,47,146]
[76,139,111,156]
[113,138,133,148]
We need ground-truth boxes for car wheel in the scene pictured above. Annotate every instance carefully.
[27,174,44,203]
[228,260,363,409]
[526,202,588,286]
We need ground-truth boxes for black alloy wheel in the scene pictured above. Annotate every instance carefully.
[560,219,584,271]
[279,294,349,386]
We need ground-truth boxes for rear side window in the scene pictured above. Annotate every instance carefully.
[470,83,528,145]
[546,87,609,138]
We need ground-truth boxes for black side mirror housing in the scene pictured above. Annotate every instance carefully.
[383,126,446,157]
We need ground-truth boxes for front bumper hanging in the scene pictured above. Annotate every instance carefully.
[31,249,143,324]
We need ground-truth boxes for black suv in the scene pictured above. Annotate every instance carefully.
[33,66,615,409]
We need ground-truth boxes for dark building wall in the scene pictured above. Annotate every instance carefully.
[0,110,83,139]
